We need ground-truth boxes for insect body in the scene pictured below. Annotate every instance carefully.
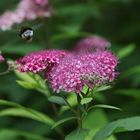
[19,26,33,42]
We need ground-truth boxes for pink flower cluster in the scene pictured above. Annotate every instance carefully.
[17,50,67,73]
[0,54,4,63]
[48,51,117,93]
[17,35,118,93]
[74,35,111,54]
[0,0,51,30]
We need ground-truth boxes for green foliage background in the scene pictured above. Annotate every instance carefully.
[0,0,140,140]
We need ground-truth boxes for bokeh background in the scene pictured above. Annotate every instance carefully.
[0,0,140,140]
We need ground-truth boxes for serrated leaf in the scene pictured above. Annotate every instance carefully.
[52,117,76,129]
[66,129,89,140]
[81,97,93,105]
[93,116,140,140]
[48,96,67,105]
[88,104,122,112]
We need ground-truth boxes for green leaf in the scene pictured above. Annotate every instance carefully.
[93,116,140,140]
[48,96,67,105]
[88,104,122,112]
[0,100,23,108]
[15,70,50,96]
[83,109,116,140]
[0,100,54,126]
[0,108,54,126]
[16,80,37,89]
[15,71,47,90]
[117,44,135,59]
[93,85,112,93]
[51,117,76,129]
[33,74,47,89]
[81,97,93,105]
[66,129,89,140]
[81,85,89,94]
[14,70,37,83]
[0,129,51,140]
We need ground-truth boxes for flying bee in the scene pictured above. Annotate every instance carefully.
[0,23,43,49]
[19,23,43,42]
[19,26,33,42]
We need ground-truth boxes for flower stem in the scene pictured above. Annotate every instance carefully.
[60,94,77,115]
[77,94,83,129]
[60,94,84,129]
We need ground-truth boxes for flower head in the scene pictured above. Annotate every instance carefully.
[48,51,118,93]
[17,50,68,73]
[47,55,84,93]
[74,35,111,54]
[0,0,51,30]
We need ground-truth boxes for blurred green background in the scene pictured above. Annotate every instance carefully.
[0,0,140,140]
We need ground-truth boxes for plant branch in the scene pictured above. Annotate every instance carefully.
[60,94,77,115]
